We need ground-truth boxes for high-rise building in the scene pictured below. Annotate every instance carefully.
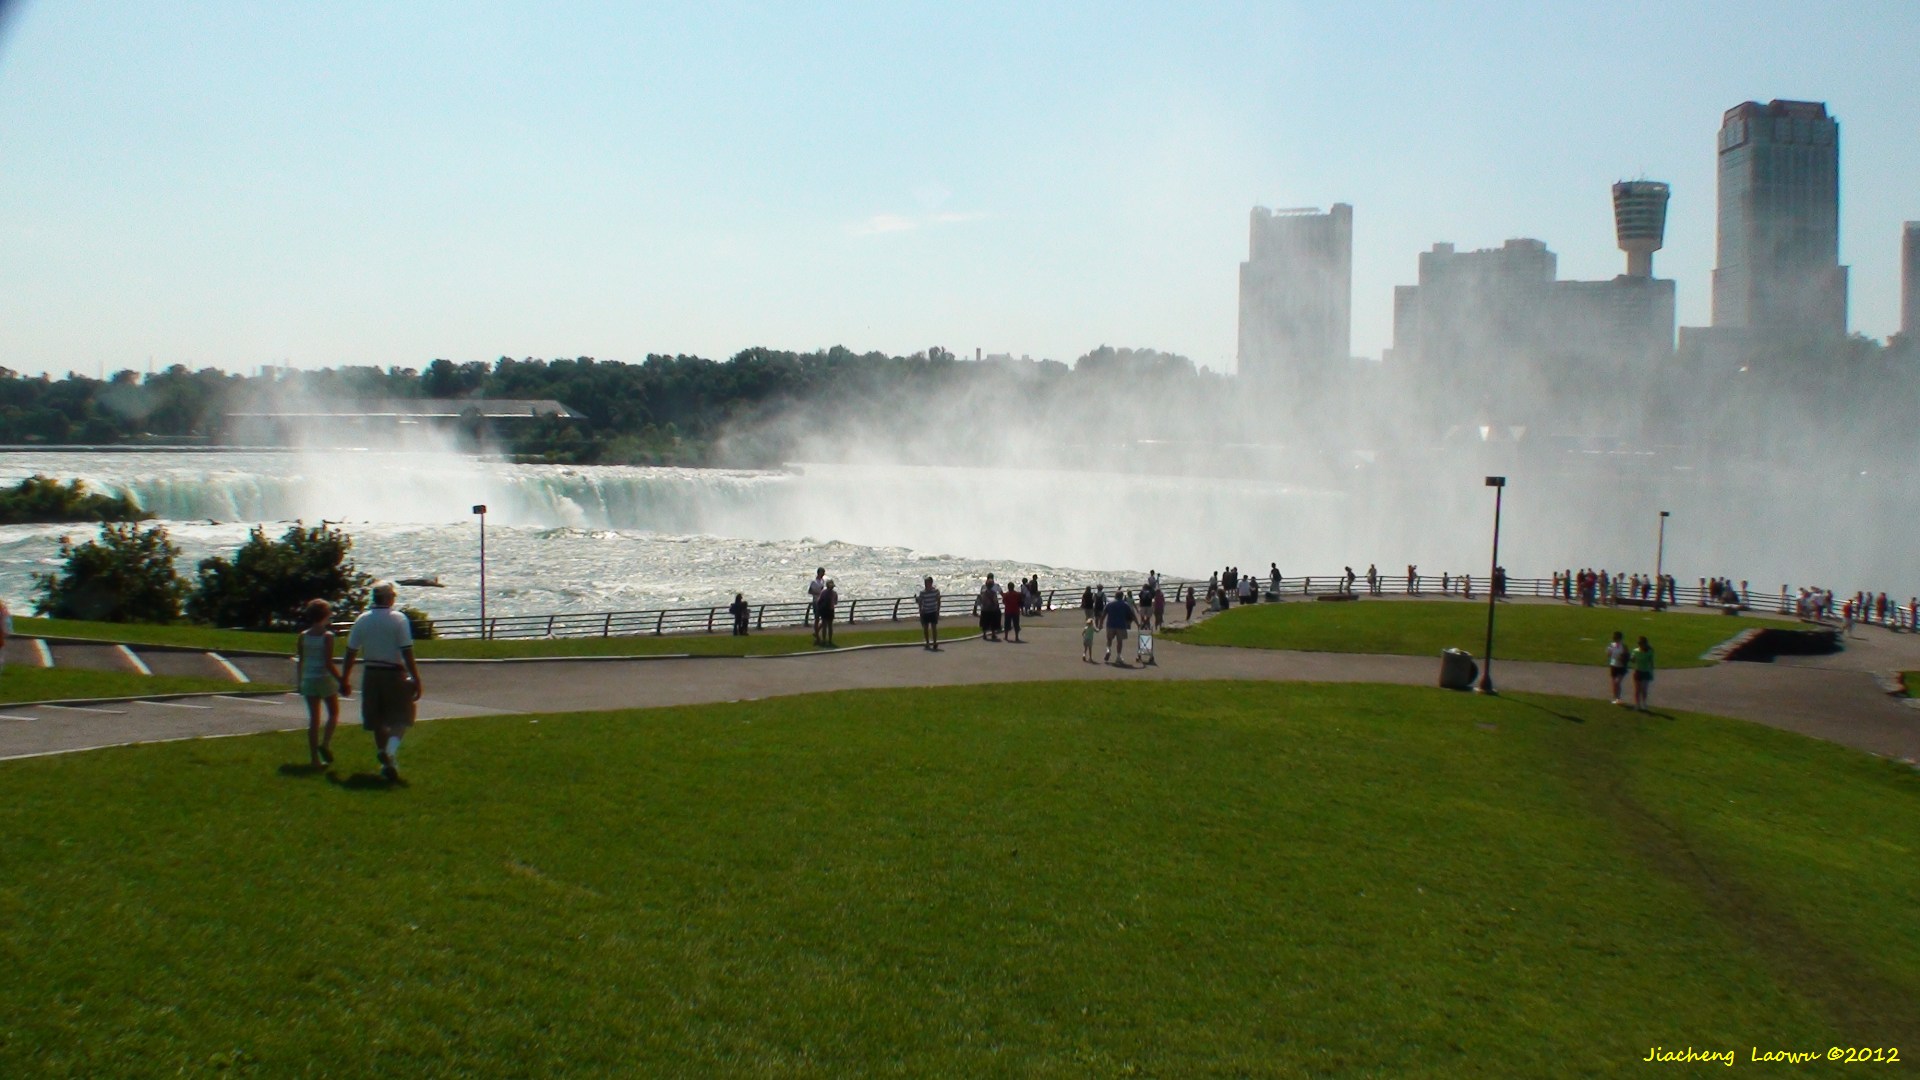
[1390,199,1675,434]
[1710,100,1847,338]
[1237,204,1352,385]
[1904,222,1919,339]
[1612,181,1670,278]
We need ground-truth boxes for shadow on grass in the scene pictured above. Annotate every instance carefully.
[327,771,407,791]
[1502,694,1587,725]
[276,763,327,777]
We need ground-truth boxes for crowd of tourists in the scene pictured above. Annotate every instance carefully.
[1555,569,1682,607]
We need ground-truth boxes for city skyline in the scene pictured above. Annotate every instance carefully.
[1,2,1916,376]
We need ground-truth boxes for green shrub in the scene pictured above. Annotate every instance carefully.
[188,522,372,631]
[401,606,437,640]
[0,475,149,525]
[32,523,188,622]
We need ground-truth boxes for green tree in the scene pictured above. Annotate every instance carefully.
[33,523,189,623]
[0,475,151,525]
[188,522,373,631]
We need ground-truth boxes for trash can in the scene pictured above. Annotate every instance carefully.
[1438,648,1479,690]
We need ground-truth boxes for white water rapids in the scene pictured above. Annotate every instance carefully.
[0,449,1910,622]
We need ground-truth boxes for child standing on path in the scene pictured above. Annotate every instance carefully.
[1630,636,1656,712]
[296,599,342,767]
[1606,630,1629,706]
[1082,617,1096,662]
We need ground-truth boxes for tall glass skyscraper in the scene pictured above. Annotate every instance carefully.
[1710,100,1847,338]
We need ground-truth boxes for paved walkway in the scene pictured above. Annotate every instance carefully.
[4,603,1918,764]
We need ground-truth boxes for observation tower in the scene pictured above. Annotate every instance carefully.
[1612,180,1670,278]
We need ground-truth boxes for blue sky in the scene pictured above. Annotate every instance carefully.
[0,1,1914,376]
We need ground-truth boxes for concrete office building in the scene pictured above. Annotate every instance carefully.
[1710,100,1847,338]
[1237,204,1352,387]
[1390,183,1676,434]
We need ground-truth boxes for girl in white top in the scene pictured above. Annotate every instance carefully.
[296,599,342,767]
[1605,631,1629,706]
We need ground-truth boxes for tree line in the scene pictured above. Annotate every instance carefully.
[0,345,1214,466]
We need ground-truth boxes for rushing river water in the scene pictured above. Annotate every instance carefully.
[1,448,1912,621]
[0,451,1174,621]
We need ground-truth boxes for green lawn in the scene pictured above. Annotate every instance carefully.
[0,667,283,704]
[15,616,291,654]
[1,682,1913,1075]
[15,615,972,660]
[1904,672,1917,697]
[1172,599,1790,668]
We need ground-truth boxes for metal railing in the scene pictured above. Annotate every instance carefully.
[424,571,1915,641]
[430,578,1210,641]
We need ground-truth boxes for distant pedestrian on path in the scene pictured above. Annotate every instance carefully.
[1081,617,1097,662]
[729,592,751,636]
[1002,579,1023,642]
[1184,585,1196,621]
[916,576,942,650]
[1630,636,1655,712]
[977,574,1003,642]
[1103,589,1136,666]
[339,583,422,783]
[295,599,342,767]
[806,567,826,628]
[1606,630,1628,705]
[1080,586,1095,625]
[814,579,838,646]
[1151,583,1165,630]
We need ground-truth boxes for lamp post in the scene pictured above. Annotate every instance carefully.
[1654,510,1670,611]
[1478,476,1506,694]
[473,504,488,640]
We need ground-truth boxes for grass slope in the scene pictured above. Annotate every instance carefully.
[1,682,1914,1075]
[1173,600,1789,668]
[15,616,973,660]
[0,667,281,704]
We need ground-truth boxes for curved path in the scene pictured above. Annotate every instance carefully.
[4,606,1918,764]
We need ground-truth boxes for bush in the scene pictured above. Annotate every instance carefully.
[401,606,437,640]
[188,522,373,631]
[0,475,150,525]
[33,523,188,622]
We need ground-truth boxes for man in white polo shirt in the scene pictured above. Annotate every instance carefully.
[339,582,423,783]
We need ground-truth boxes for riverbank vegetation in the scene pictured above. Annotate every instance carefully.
[31,521,389,633]
[1,681,1912,1072]
[0,475,148,525]
[0,347,1216,467]
[1172,599,1791,668]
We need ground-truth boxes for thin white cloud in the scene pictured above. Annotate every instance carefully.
[852,210,989,236]
[855,213,920,235]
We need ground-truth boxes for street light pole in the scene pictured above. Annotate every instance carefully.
[473,504,488,640]
[1654,510,1670,611]
[1479,476,1506,694]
